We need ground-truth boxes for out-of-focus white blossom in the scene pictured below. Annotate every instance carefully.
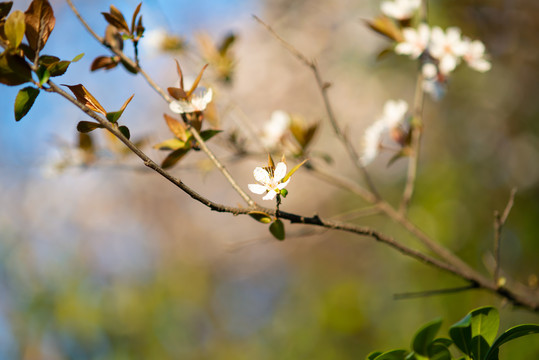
[260,110,291,149]
[248,162,290,200]
[462,39,491,72]
[141,28,185,55]
[169,87,213,114]
[395,23,430,59]
[361,99,410,165]
[381,0,421,20]
[429,26,468,75]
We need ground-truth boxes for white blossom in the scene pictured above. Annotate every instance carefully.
[381,0,421,20]
[260,110,291,149]
[360,119,386,166]
[395,23,430,59]
[248,162,290,200]
[169,87,213,114]
[462,39,491,72]
[429,26,468,75]
[381,99,409,128]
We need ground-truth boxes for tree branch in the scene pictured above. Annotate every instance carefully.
[494,187,517,286]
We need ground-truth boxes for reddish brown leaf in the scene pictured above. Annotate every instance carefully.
[167,86,186,100]
[131,2,142,34]
[102,5,129,33]
[24,0,56,51]
[186,63,208,97]
[175,59,184,90]
[164,113,188,141]
[63,84,107,115]
[90,55,119,71]
[104,24,123,50]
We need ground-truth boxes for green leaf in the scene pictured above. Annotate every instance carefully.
[38,54,60,66]
[449,313,472,357]
[469,306,499,360]
[14,86,39,121]
[76,121,104,133]
[484,324,539,360]
[367,352,383,360]
[106,94,134,123]
[412,318,442,356]
[199,129,222,142]
[161,147,190,169]
[118,125,130,140]
[5,10,25,48]
[372,349,408,360]
[427,340,452,360]
[0,52,32,85]
[248,211,272,224]
[153,138,186,151]
[269,219,285,241]
[47,60,70,77]
[71,53,84,62]
[36,65,50,85]
[471,306,499,346]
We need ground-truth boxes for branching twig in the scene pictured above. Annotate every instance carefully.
[65,0,254,206]
[494,187,517,286]
[394,284,478,300]
[253,15,381,200]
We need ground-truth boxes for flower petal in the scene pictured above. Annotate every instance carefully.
[253,167,270,184]
[277,178,290,190]
[273,162,287,182]
[262,190,277,200]
[248,184,268,194]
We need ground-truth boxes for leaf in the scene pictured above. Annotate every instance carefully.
[5,10,25,48]
[71,53,84,62]
[167,86,187,100]
[269,219,285,241]
[484,324,539,360]
[153,138,186,151]
[102,5,129,33]
[468,306,499,360]
[0,2,13,21]
[186,63,208,97]
[0,52,32,85]
[130,2,142,34]
[104,24,123,50]
[46,60,70,77]
[24,0,56,51]
[14,86,39,121]
[412,318,442,356]
[118,125,130,140]
[120,58,138,74]
[63,84,107,115]
[90,55,118,71]
[449,313,472,357]
[218,32,236,55]
[36,65,49,84]
[76,121,104,133]
[161,147,190,169]
[372,349,408,360]
[282,159,308,183]
[364,16,403,42]
[38,54,59,66]
[106,94,134,123]
[248,211,273,224]
[164,113,188,141]
[427,340,452,360]
[366,352,383,360]
[199,129,222,142]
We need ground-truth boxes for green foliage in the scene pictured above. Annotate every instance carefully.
[369,306,539,360]
[14,86,39,120]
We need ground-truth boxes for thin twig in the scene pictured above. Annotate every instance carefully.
[253,15,381,200]
[399,0,428,214]
[494,187,517,286]
[394,284,478,300]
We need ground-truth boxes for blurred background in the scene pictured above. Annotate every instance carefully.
[1,0,539,358]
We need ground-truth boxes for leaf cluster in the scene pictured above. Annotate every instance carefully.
[367,306,539,360]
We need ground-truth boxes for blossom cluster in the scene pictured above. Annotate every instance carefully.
[381,0,491,99]
[361,99,410,166]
